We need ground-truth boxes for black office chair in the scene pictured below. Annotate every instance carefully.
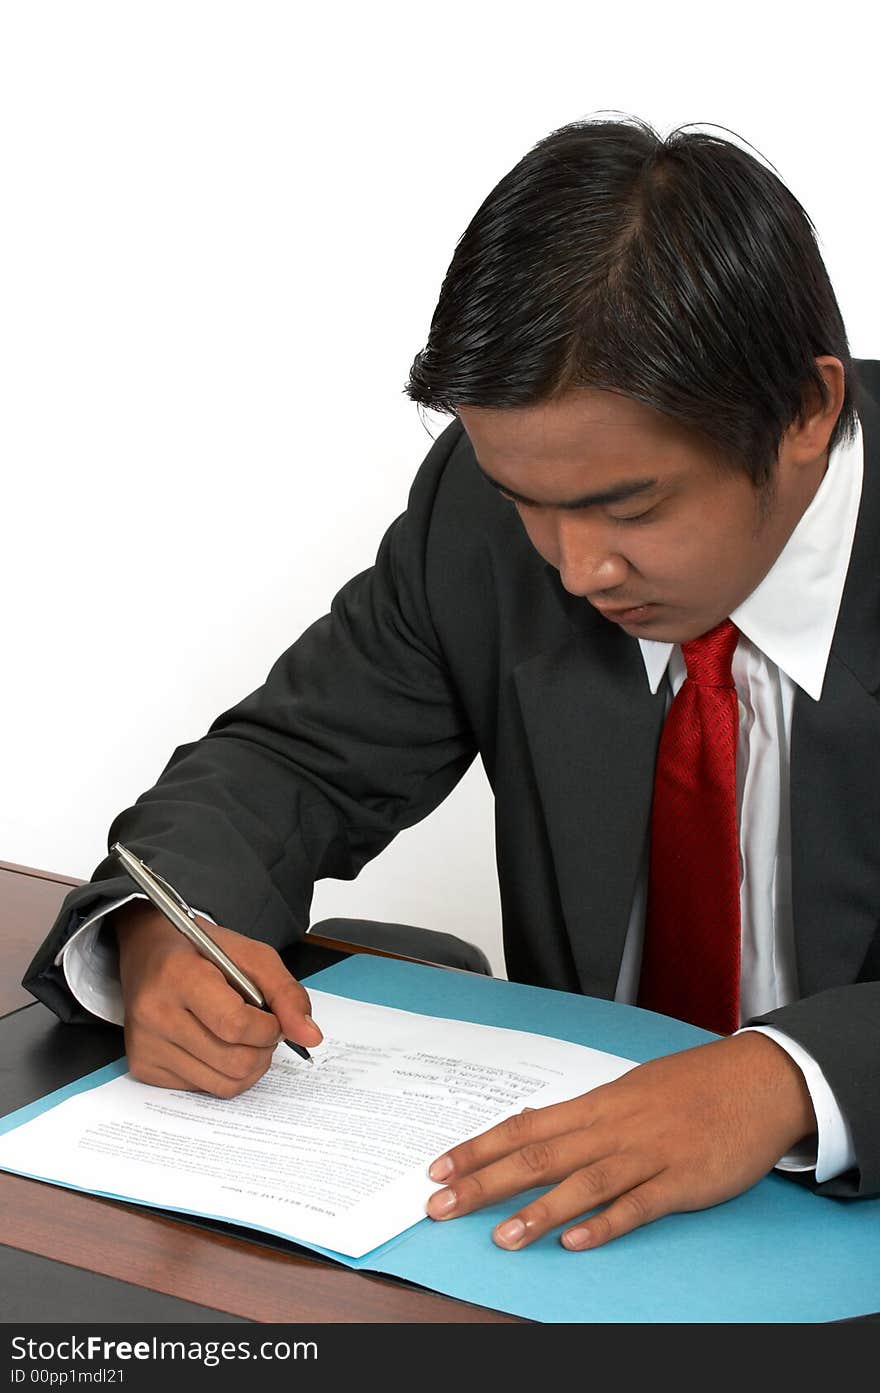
[283,916,493,978]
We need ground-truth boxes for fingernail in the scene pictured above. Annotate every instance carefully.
[304,1015,322,1039]
[429,1155,453,1181]
[427,1189,457,1217]
[562,1226,591,1250]
[494,1218,526,1247]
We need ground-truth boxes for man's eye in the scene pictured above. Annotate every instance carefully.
[609,507,656,525]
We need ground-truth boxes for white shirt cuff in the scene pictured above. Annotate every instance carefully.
[56,895,216,1028]
[738,1025,857,1183]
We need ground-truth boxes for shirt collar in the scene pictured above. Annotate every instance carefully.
[637,413,865,701]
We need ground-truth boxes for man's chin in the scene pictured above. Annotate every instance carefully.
[624,612,724,645]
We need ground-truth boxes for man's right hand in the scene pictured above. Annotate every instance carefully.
[111,901,323,1097]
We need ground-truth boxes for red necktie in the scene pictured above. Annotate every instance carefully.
[637,618,742,1035]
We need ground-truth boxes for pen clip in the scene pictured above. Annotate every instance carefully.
[113,845,197,921]
[146,865,198,920]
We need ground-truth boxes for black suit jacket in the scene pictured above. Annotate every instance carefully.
[24,359,880,1199]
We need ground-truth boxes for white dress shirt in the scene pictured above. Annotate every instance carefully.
[58,413,865,1184]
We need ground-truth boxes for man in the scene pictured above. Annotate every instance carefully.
[23,115,879,1257]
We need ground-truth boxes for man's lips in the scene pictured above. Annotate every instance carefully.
[593,602,658,623]
[593,602,652,616]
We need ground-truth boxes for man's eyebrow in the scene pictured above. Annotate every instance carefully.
[474,460,660,511]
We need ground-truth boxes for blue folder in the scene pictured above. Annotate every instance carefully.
[2,954,879,1323]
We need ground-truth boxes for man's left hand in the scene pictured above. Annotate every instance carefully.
[425,1031,816,1250]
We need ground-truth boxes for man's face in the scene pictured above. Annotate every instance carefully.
[457,385,834,645]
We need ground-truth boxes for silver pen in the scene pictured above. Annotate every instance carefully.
[111,841,312,1062]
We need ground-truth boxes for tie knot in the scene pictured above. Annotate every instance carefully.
[680,618,739,687]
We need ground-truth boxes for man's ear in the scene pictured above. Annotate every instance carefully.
[793,356,845,455]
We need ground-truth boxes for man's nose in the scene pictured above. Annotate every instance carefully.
[555,515,628,596]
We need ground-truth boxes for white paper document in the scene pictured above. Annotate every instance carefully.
[0,990,636,1257]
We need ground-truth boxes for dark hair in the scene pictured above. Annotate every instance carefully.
[405,113,859,489]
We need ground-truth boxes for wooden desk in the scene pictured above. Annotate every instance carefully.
[0,859,521,1323]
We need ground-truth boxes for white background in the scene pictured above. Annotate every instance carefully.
[2,1,876,976]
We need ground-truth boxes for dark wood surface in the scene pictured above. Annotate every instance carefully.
[0,862,80,1014]
[0,858,521,1323]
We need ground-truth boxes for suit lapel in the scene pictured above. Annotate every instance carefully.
[790,365,880,993]
[514,583,665,997]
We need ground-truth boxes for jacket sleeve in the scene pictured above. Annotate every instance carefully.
[747,981,880,1198]
[23,419,478,1023]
